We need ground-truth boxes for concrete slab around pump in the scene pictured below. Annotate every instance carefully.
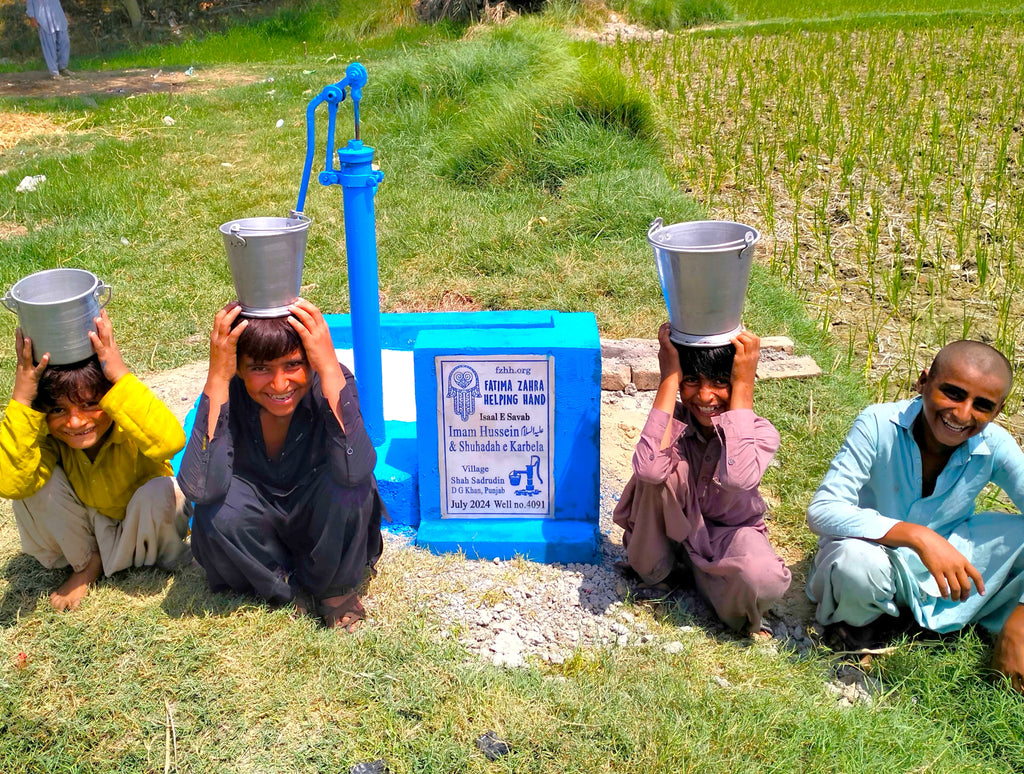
[173,311,601,563]
[323,310,571,536]
[410,314,601,564]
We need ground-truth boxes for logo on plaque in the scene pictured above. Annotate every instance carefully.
[446,364,481,421]
[437,355,554,518]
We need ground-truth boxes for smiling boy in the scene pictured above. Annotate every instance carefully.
[177,300,385,631]
[613,323,790,637]
[807,340,1024,689]
[0,312,189,611]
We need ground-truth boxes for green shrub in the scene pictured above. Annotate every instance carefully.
[623,0,732,30]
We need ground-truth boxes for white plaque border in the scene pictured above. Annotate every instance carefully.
[436,354,555,519]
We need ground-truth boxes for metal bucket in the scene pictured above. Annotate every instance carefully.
[219,214,311,317]
[2,268,112,365]
[648,218,759,346]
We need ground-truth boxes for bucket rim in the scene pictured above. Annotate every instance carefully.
[9,268,101,307]
[669,324,743,347]
[648,219,760,253]
[219,214,312,236]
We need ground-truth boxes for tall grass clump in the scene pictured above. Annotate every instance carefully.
[615,0,731,30]
[430,26,661,186]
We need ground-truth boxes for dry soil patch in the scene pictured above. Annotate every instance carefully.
[0,66,262,102]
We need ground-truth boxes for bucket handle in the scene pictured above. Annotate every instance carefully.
[648,219,756,253]
[94,283,112,309]
[226,223,247,248]
[1,292,16,314]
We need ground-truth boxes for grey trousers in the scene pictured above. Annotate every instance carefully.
[37,25,69,76]
[13,467,189,577]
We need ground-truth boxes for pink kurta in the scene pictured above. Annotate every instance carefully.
[613,405,790,632]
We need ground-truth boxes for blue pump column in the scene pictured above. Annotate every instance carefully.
[329,141,385,445]
[296,63,386,446]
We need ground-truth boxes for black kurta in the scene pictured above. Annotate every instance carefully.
[177,364,385,604]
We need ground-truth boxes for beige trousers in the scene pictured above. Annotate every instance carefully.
[12,467,189,577]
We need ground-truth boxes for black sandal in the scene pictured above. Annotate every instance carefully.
[317,592,366,632]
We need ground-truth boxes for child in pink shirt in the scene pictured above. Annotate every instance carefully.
[614,323,790,636]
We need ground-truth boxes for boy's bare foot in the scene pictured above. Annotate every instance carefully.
[50,552,102,612]
[992,604,1024,693]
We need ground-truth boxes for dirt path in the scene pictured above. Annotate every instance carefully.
[0,66,264,153]
[0,66,262,100]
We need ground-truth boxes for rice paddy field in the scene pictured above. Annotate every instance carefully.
[617,15,1024,412]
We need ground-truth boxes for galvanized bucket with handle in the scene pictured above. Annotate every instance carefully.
[648,218,759,346]
[220,214,312,318]
[3,268,112,365]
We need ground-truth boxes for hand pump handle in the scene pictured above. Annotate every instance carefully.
[294,62,368,215]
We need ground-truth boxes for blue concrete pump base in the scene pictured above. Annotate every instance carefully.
[415,518,599,564]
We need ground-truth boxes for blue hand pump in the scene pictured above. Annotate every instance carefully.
[295,62,386,445]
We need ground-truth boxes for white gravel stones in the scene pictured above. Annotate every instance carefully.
[382,532,650,667]
[377,478,817,667]
[491,631,525,668]
[827,664,882,707]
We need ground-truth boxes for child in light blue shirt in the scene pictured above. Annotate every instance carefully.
[807,340,1024,691]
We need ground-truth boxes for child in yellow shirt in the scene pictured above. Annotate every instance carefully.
[0,311,188,611]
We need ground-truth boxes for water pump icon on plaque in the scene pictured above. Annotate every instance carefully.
[437,355,554,518]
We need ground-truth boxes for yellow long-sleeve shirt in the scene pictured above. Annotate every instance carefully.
[0,373,185,520]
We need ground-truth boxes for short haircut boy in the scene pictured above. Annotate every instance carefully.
[674,341,735,382]
[806,340,1024,687]
[32,355,112,414]
[233,316,304,363]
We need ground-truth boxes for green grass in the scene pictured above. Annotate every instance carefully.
[728,0,1024,21]
[1,524,1022,773]
[2,0,1024,770]
[611,0,731,30]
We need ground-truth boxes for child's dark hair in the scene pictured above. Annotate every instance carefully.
[673,342,735,382]
[233,315,305,364]
[32,355,112,413]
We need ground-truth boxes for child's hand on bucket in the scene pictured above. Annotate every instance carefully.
[657,322,682,383]
[728,330,760,411]
[287,299,347,424]
[88,310,129,383]
[286,299,345,388]
[12,328,48,406]
[208,303,247,385]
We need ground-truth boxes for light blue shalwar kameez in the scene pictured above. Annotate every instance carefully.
[26,0,69,77]
[806,397,1024,634]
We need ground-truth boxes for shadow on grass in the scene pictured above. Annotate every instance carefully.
[160,562,250,619]
[0,553,61,626]
[614,554,818,646]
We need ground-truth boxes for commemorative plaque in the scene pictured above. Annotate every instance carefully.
[437,354,554,517]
